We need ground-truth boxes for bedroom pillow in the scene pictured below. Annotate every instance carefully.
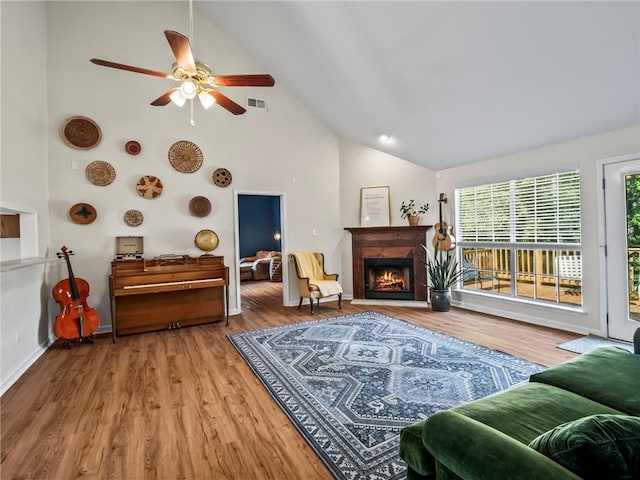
[528,414,640,480]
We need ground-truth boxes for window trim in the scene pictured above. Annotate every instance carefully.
[454,169,582,309]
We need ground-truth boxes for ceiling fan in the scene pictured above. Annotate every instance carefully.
[90,29,275,116]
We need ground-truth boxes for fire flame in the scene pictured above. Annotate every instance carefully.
[374,269,406,290]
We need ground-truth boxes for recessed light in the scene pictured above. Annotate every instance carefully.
[379,134,392,143]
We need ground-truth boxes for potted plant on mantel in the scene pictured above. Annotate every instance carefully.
[400,200,429,226]
[421,244,468,312]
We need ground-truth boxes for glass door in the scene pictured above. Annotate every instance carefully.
[604,158,640,341]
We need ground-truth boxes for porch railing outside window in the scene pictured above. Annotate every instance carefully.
[455,170,582,308]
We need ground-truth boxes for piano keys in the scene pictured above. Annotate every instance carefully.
[109,255,229,341]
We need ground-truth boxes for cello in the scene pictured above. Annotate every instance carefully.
[52,246,100,348]
[432,193,456,251]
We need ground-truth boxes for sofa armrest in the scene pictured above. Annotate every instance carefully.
[240,256,256,263]
[422,410,582,480]
[254,257,273,265]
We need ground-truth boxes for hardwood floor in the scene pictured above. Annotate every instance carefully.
[1,281,580,479]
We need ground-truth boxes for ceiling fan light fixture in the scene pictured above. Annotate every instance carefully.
[90,28,274,117]
[179,79,197,99]
[170,89,187,107]
[198,91,216,109]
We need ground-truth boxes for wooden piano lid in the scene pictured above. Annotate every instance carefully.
[111,255,226,272]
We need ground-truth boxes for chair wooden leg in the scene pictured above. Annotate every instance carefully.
[338,293,342,309]
[298,297,303,309]
[309,298,314,314]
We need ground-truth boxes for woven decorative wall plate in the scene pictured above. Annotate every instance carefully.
[188,196,212,217]
[212,167,232,187]
[168,140,203,173]
[69,203,97,224]
[136,175,163,199]
[125,140,141,155]
[60,116,102,150]
[124,209,144,226]
[85,160,116,186]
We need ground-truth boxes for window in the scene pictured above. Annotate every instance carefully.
[455,170,582,307]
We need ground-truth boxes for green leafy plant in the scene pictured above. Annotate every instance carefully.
[400,200,429,219]
[422,244,467,291]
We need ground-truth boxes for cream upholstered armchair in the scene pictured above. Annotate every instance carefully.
[290,252,343,314]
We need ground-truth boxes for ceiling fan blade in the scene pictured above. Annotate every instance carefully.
[90,58,169,79]
[164,30,196,73]
[208,90,247,115]
[150,89,178,106]
[212,74,275,87]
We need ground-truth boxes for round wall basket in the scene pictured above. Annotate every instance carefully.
[168,140,203,173]
[136,175,163,199]
[125,140,141,155]
[124,209,144,227]
[85,160,116,186]
[212,167,232,187]
[188,196,212,217]
[69,202,97,225]
[194,229,219,252]
[60,115,102,150]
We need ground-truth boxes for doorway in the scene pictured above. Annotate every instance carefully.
[603,156,640,341]
[233,191,287,312]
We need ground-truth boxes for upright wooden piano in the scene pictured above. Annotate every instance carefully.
[109,255,229,341]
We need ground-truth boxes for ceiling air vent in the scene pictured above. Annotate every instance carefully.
[247,97,267,110]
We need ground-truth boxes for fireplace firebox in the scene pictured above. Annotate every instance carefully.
[345,226,430,301]
[364,258,414,300]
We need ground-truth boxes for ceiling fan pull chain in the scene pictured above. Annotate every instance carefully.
[190,99,195,127]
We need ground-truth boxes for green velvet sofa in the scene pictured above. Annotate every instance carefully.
[399,332,640,480]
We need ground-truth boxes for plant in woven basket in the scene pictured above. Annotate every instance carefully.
[400,200,429,219]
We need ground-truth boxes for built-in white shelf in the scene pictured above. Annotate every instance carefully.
[0,257,57,272]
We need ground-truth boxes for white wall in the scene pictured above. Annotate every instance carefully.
[45,1,341,324]
[0,1,52,393]
[339,139,438,297]
[0,0,341,392]
[437,125,640,334]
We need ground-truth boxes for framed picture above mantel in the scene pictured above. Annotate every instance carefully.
[360,186,390,227]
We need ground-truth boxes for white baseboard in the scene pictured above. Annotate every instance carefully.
[1,337,54,396]
[286,294,353,308]
[452,301,598,336]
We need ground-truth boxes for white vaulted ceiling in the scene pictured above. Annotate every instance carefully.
[197,1,640,170]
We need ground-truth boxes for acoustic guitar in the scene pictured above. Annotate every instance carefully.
[432,193,456,251]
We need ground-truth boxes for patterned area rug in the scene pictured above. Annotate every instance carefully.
[557,334,633,354]
[228,311,545,480]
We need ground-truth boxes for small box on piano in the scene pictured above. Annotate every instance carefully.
[115,236,144,261]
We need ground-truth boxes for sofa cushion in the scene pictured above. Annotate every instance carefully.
[528,414,640,480]
[449,382,624,445]
[530,346,640,415]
